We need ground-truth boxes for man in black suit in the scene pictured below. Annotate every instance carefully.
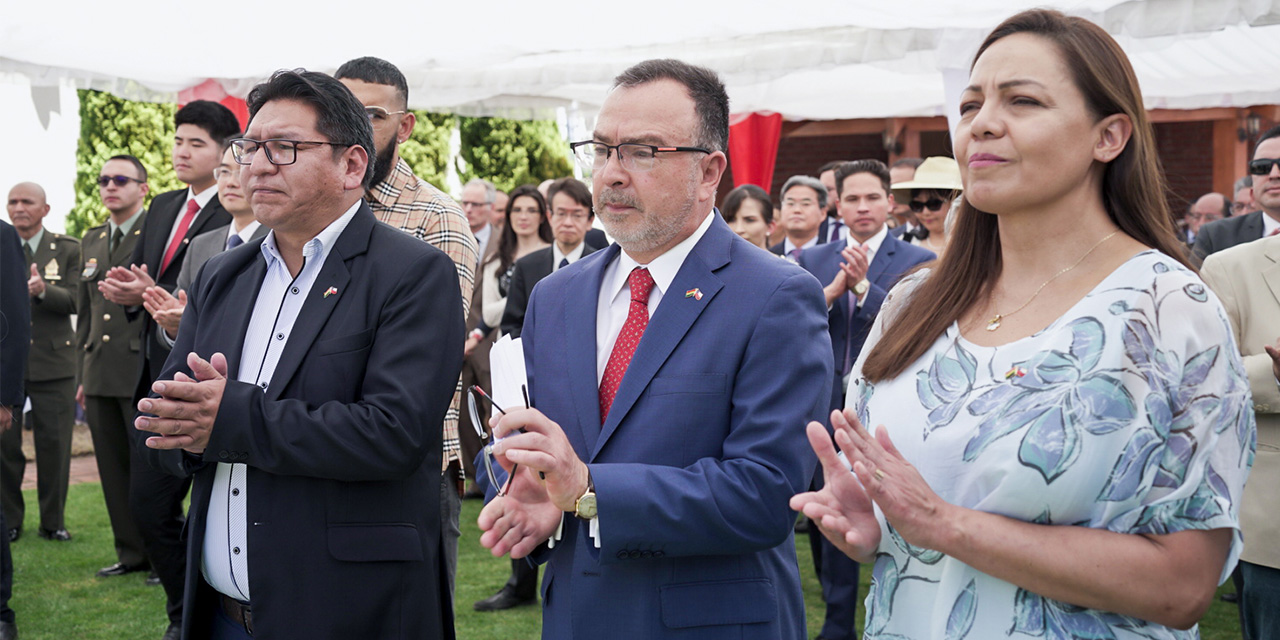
[1196,125,1280,258]
[500,178,601,339]
[135,69,462,640]
[1,219,31,640]
[99,100,239,640]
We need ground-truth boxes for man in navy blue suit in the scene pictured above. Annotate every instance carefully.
[477,59,831,639]
[135,70,463,640]
[796,159,934,640]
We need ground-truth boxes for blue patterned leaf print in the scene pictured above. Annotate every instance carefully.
[945,579,978,640]
[1153,429,1197,489]
[1071,373,1137,435]
[1143,394,1173,439]
[1175,346,1219,407]
[1098,427,1162,501]
[1066,318,1106,372]
[1009,588,1045,636]
[887,523,944,565]
[968,382,1022,416]
[1121,318,1156,370]
[866,554,902,637]
[965,404,1053,462]
[917,343,977,436]
[1044,605,1119,640]
[1182,281,1208,302]
[1015,350,1080,389]
[1153,261,1169,274]
[1019,407,1081,483]
[1108,300,1131,316]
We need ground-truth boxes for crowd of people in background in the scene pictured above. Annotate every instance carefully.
[0,6,1278,640]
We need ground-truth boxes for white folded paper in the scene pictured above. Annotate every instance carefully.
[489,334,529,431]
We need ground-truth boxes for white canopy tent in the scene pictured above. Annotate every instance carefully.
[3,0,1280,229]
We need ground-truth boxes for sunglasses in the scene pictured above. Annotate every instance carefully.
[1248,158,1280,176]
[97,175,144,188]
[909,198,947,213]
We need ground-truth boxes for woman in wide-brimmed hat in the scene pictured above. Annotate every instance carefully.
[890,156,963,258]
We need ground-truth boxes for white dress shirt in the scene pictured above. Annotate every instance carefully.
[201,200,360,602]
[552,242,586,272]
[227,220,262,247]
[474,223,493,263]
[847,224,888,309]
[1264,211,1280,237]
[165,185,218,250]
[781,234,819,259]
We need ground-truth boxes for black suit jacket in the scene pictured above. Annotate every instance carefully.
[0,221,30,407]
[1193,210,1272,259]
[145,202,463,639]
[129,189,230,401]
[500,243,599,338]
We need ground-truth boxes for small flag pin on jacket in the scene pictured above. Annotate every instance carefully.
[684,288,702,300]
[324,286,338,298]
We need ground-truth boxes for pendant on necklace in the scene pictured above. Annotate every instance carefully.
[986,315,1002,331]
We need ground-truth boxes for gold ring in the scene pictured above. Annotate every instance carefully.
[873,468,887,480]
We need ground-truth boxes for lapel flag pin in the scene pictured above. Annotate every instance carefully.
[684,288,702,300]
[324,286,338,298]
[1004,366,1026,380]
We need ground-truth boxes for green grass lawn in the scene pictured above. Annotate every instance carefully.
[7,483,1243,639]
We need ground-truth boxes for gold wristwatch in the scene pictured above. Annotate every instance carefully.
[574,470,597,520]
[853,279,870,296]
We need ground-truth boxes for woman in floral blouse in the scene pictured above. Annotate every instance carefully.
[791,9,1255,639]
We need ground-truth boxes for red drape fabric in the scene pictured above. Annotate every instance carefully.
[728,112,783,189]
[178,79,248,129]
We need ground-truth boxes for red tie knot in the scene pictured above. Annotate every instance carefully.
[629,267,655,304]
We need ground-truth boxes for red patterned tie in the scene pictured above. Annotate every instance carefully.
[1270,228,1280,237]
[599,267,655,422]
[161,199,200,274]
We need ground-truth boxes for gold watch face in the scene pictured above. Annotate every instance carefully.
[854,280,869,295]
[576,493,597,519]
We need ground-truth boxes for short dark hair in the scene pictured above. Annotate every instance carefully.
[219,133,243,155]
[613,59,729,152]
[780,175,828,209]
[1256,125,1280,155]
[721,184,773,225]
[334,56,409,109]
[105,154,148,183]
[834,159,891,197]
[245,69,376,189]
[174,100,241,147]
[890,157,925,170]
[817,161,842,175]
[547,178,594,219]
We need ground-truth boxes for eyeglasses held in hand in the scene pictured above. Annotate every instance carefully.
[97,175,144,188]
[467,385,535,497]
[569,141,710,173]
[230,138,353,166]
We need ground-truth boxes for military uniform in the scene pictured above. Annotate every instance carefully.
[0,229,80,537]
[76,213,148,567]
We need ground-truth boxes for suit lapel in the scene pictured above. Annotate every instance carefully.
[263,206,372,401]
[1263,240,1280,309]
[146,194,182,271]
[591,218,730,460]
[565,246,614,453]
[866,233,897,286]
[220,252,268,377]
[114,224,144,266]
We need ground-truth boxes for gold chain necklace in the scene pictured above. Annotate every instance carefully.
[986,230,1120,332]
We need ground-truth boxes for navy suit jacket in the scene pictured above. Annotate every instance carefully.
[798,232,935,412]
[520,214,831,639]
[1,221,30,407]
[145,203,463,640]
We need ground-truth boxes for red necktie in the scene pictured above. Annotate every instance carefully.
[161,199,200,274]
[600,267,655,422]
[1269,228,1280,237]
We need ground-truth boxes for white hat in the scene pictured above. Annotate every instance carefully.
[891,156,963,198]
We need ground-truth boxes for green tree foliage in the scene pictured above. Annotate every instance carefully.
[69,90,182,238]
[399,111,455,193]
[457,116,572,192]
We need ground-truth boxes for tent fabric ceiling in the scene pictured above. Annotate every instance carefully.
[2,0,1279,121]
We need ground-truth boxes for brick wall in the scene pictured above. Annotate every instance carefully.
[1154,121,1214,217]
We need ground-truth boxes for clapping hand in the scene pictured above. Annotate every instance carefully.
[99,264,153,306]
[142,286,187,337]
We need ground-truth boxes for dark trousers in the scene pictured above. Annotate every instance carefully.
[0,511,12,625]
[508,558,538,600]
[84,395,148,567]
[1241,560,1280,640]
[0,377,76,532]
[127,408,191,626]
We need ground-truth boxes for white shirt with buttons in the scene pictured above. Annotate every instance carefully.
[201,201,359,601]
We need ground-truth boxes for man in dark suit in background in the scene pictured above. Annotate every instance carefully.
[769,175,830,261]
[499,178,601,340]
[136,69,462,640]
[2,182,79,544]
[1,218,31,640]
[797,159,935,640]
[1196,124,1280,258]
[99,100,239,640]
[78,156,152,582]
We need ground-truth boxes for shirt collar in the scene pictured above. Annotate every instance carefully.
[109,207,145,238]
[261,200,362,269]
[1264,210,1280,237]
[783,234,819,254]
[553,242,586,270]
[230,220,262,243]
[606,210,715,305]
[25,227,44,253]
[187,184,218,211]
[847,223,889,254]
[474,223,492,245]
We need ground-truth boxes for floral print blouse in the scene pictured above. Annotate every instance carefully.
[846,250,1255,639]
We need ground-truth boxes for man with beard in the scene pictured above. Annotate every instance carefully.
[336,57,478,598]
[477,58,830,639]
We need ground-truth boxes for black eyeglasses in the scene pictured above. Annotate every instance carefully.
[230,138,352,166]
[570,141,710,172]
[909,198,947,213]
[1248,158,1280,176]
[97,175,144,188]
[467,385,535,497]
